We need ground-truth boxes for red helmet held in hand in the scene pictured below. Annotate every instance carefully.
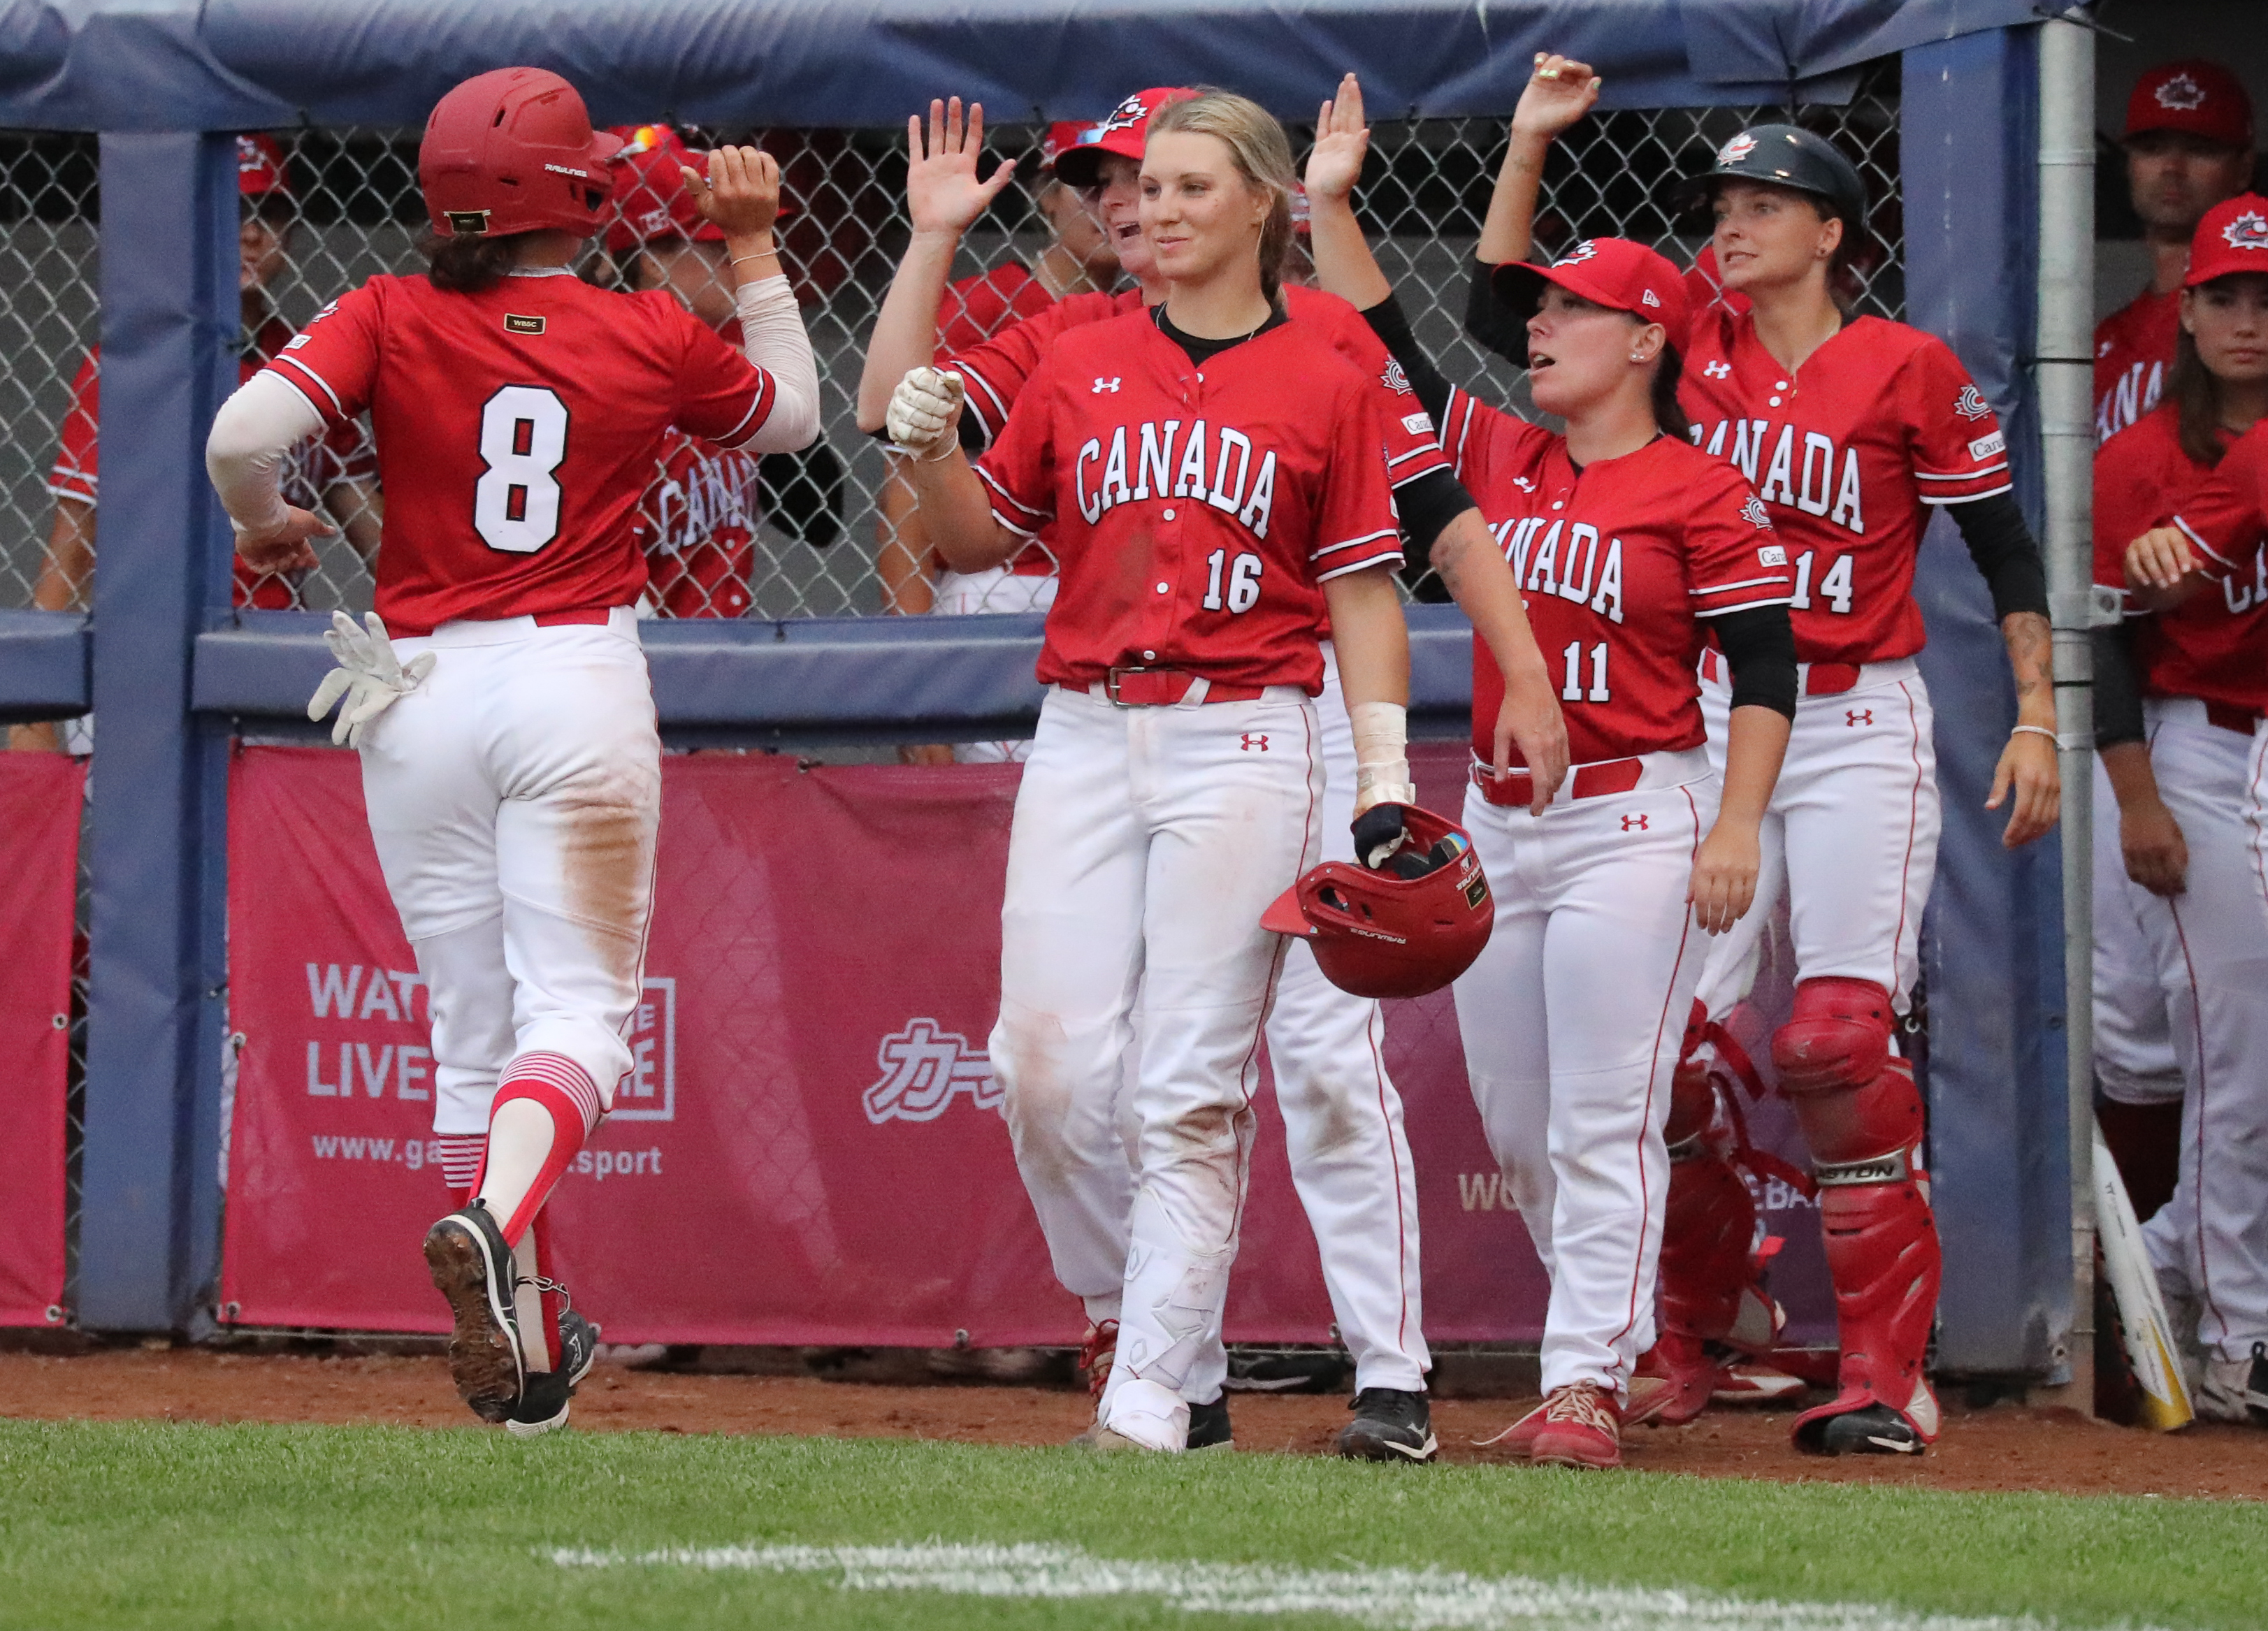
[1261,804,1493,1000]
[419,67,624,240]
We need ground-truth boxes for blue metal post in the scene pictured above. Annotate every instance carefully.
[1900,30,2071,1379]
[75,133,239,1331]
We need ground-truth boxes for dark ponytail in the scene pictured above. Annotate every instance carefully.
[418,229,526,294]
[1652,340,1691,442]
[2167,327,2229,467]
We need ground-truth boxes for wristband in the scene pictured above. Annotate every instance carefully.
[2010,725,2058,744]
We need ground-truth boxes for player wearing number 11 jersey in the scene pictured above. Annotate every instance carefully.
[206,67,820,1434]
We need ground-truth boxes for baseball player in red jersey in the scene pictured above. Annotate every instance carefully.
[2094,196,2268,1425]
[2096,62,2255,447]
[13,134,380,754]
[857,90,1566,1459]
[1471,63,2059,1454]
[888,90,1556,1456]
[1308,75,1796,1470]
[204,68,819,1433]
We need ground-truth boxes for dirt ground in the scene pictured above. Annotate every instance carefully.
[1,1348,2262,1498]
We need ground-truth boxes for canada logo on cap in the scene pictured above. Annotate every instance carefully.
[1717,132,1758,166]
[2155,73,2207,112]
[1090,94,1150,143]
[2223,210,2268,252]
[1555,240,1599,267]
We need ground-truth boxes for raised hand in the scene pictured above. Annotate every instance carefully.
[907,97,1018,238]
[1306,73,1371,207]
[1512,52,1602,141]
[687,143,781,241]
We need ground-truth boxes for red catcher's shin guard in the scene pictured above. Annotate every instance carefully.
[1788,1059,1942,1446]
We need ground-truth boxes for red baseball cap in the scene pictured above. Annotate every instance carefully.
[2125,60,2253,150]
[2186,193,2268,287]
[238,133,289,198]
[603,124,792,256]
[1051,87,1199,189]
[1493,237,1691,358]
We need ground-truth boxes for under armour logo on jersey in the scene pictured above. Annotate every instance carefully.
[1621,814,1649,832]
[1511,475,1537,492]
[1240,733,1269,752]
[2155,72,2206,111]
[2223,210,2268,252]
[1703,360,1732,379]
[1092,377,1122,393]
[1953,385,1991,421]
[1846,709,1875,727]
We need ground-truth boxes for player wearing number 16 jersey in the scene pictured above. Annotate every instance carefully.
[205,68,820,1433]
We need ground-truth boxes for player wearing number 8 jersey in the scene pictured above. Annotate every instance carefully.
[205,68,820,1434]
[1306,71,1796,1470]
[1468,62,2059,1454]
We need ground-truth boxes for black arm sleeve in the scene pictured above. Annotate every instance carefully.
[1465,258,1528,368]
[1397,469,1478,603]
[1359,291,1454,429]
[2092,622,2147,751]
[1712,604,1798,720]
[1947,491,2050,623]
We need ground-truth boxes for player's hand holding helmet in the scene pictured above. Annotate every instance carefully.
[684,143,783,240]
[886,366,966,461]
[1262,803,1492,999]
[308,611,438,750]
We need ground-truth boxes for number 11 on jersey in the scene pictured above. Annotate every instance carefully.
[1560,640,1610,702]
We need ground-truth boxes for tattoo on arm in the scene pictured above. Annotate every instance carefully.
[2002,611,2053,710]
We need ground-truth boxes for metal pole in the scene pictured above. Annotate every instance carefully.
[2035,11,2100,1411]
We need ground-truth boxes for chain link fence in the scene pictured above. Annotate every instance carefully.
[0,62,1900,629]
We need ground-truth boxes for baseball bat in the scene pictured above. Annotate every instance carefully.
[2091,1116,2193,1431]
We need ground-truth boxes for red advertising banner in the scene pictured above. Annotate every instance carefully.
[220,744,1830,1351]
[0,753,82,1328]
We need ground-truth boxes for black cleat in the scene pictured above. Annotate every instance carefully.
[422,1203,523,1423]
[2246,1342,2268,1428]
[1798,1402,1925,1456]
[1336,1387,1438,1463]
[1185,1395,1234,1451]
[507,1304,600,1438]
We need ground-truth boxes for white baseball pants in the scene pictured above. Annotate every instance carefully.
[356,608,660,1138]
[1692,661,1940,1019]
[1452,753,1716,1401]
[2134,702,2268,1361]
[993,682,1320,1449]
[2090,755,2184,1105]
[933,567,1059,764]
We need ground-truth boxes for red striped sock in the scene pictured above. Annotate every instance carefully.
[438,1133,486,1210]
[478,1052,601,1247]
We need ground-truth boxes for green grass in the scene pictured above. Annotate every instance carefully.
[0,1420,2258,1630]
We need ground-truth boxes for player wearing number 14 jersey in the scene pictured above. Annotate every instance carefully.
[1467,78,2058,1453]
[205,68,819,1434]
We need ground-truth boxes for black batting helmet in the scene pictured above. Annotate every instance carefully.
[1679,124,1865,229]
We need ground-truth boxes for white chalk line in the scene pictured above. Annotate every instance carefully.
[547,1539,2161,1631]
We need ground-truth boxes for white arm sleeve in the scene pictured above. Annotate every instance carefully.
[205,370,325,539]
[734,274,822,454]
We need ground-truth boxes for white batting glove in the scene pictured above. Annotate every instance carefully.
[307,611,435,749]
[886,366,965,461]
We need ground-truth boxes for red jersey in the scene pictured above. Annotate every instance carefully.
[2095,287,2179,447]
[1440,388,1790,766]
[2164,418,2268,713]
[947,284,1452,495]
[632,432,759,618]
[2095,407,2266,712]
[937,262,1060,358]
[1680,310,2010,666]
[52,331,375,609]
[268,269,779,635]
[975,310,1404,693]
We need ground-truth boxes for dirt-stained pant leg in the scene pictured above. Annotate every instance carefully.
[992,690,1146,1324]
[1092,691,1320,1450]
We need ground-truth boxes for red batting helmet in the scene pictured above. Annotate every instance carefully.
[419,67,623,239]
[1260,804,1493,1000]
